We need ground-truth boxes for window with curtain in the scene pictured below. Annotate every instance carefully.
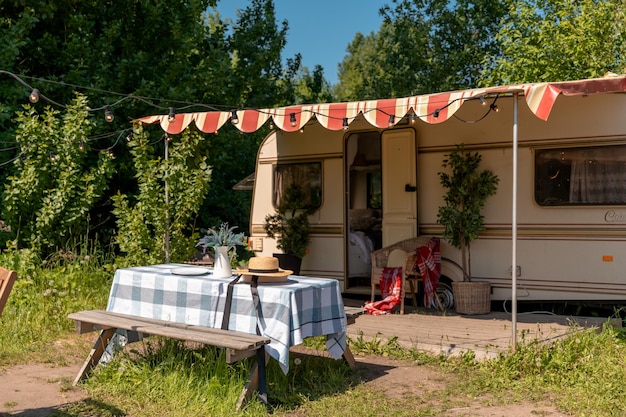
[273,162,322,209]
[535,145,626,206]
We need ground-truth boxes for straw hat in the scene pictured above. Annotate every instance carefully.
[236,256,292,283]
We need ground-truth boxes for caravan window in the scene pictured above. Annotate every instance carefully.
[273,163,322,209]
[535,145,626,205]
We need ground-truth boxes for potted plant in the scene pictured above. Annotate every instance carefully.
[264,183,316,274]
[437,144,499,314]
[196,222,247,278]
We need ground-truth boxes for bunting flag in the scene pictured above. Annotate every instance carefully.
[136,74,626,135]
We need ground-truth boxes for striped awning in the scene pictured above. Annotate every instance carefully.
[137,74,626,135]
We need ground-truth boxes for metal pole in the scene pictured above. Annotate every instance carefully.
[511,93,519,349]
[164,134,170,263]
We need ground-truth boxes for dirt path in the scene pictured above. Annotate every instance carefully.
[1,361,87,416]
[1,346,573,417]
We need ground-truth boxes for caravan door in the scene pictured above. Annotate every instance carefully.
[381,129,417,246]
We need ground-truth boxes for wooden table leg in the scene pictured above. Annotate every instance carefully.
[342,345,357,369]
[73,328,116,386]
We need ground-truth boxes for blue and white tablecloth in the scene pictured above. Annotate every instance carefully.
[106,264,348,373]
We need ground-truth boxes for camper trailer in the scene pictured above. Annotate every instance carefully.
[138,75,626,308]
[245,76,626,308]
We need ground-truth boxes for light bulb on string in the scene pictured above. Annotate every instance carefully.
[388,114,395,126]
[104,106,114,122]
[342,117,349,131]
[49,151,56,162]
[29,89,40,103]
[230,110,239,125]
[433,109,440,118]
[490,103,499,113]
[289,113,297,127]
[78,140,85,151]
[168,107,176,122]
[479,96,487,106]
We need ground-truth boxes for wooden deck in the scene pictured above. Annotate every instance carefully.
[343,298,617,359]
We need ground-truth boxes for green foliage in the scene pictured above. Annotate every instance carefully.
[85,337,352,415]
[2,95,114,255]
[1,0,303,253]
[112,125,211,265]
[335,0,509,100]
[437,145,499,279]
[481,0,626,85]
[196,222,247,252]
[457,323,626,416]
[264,183,316,259]
[0,246,113,364]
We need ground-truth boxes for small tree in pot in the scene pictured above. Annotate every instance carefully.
[264,183,317,274]
[437,145,499,313]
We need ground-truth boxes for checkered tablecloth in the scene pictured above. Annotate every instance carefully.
[106,263,348,373]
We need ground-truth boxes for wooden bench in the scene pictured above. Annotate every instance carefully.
[68,310,271,409]
[0,267,17,317]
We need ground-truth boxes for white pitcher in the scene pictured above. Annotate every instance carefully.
[213,246,234,278]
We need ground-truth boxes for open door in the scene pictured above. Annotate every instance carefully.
[381,129,417,246]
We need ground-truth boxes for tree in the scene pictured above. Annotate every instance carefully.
[437,145,499,281]
[480,0,626,86]
[2,95,113,254]
[0,0,301,253]
[112,125,211,265]
[335,0,509,101]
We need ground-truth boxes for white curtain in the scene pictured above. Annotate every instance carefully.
[569,151,626,203]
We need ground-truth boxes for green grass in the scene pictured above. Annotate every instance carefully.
[2,248,626,416]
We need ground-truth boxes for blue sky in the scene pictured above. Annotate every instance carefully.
[215,1,387,85]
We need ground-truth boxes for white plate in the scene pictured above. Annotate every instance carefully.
[171,267,212,276]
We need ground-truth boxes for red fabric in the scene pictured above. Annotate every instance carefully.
[413,237,441,308]
[364,267,403,315]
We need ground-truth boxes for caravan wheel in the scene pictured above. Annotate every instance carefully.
[430,278,454,310]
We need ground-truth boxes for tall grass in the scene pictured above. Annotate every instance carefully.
[451,322,626,416]
[83,338,353,416]
[0,247,114,364]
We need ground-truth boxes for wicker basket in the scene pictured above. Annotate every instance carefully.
[452,281,491,315]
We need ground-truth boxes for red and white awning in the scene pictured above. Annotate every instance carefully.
[136,74,626,135]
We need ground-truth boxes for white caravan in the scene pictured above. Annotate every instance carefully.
[137,75,626,308]
[244,76,626,308]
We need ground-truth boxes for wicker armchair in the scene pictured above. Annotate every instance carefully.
[370,236,434,314]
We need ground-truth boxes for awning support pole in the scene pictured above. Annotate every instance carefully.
[511,93,519,350]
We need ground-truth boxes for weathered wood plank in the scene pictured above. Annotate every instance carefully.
[69,310,270,351]
[345,307,615,358]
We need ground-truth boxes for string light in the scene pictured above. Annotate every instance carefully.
[1,70,506,138]
[342,117,349,131]
[29,89,40,103]
[78,140,85,151]
[104,106,114,122]
[49,151,56,162]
